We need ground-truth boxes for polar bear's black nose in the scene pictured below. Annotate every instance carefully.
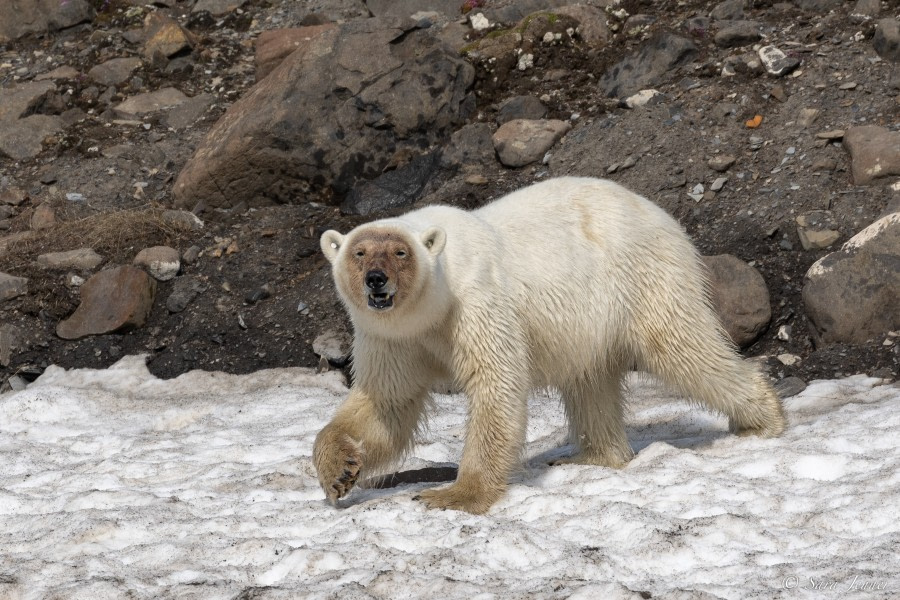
[365,269,388,290]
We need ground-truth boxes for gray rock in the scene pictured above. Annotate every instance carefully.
[851,0,880,19]
[803,213,900,344]
[174,18,474,210]
[793,0,839,10]
[313,329,352,367]
[497,95,547,125]
[710,0,744,20]
[599,33,698,98]
[36,248,103,270]
[192,0,248,16]
[0,0,95,42]
[7,375,27,391]
[622,89,665,109]
[797,107,820,128]
[873,19,900,62]
[166,276,208,313]
[702,254,772,348]
[162,210,204,231]
[0,188,27,206]
[182,245,201,265]
[440,123,495,170]
[0,324,22,367]
[134,246,181,281]
[36,66,79,81]
[56,266,157,340]
[554,4,610,47]
[710,177,728,192]
[714,20,760,48]
[0,115,63,161]
[757,45,800,76]
[341,152,441,216]
[0,81,56,122]
[163,93,214,129]
[88,57,143,87]
[775,377,807,398]
[708,154,737,172]
[114,88,189,116]
[30,203,56,230]
[843,126,900,185]
[492,119,571,168]
[365,0,458,17]
[796,211,840,250]
[0,272,28,301]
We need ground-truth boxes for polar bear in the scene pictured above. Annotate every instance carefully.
[314,176,785,514]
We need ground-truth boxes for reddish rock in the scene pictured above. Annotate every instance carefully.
[56,266,157,340]
[30,203,56,230]
[255,25,337,81]
[142,13,196,59]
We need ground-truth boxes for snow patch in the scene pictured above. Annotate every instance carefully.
[1,359,898,598]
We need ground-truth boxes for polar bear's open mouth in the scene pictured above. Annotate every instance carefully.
[367,292,395,310]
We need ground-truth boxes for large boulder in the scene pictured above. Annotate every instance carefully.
[254,25,337,81]
[173,18,474,211]
[599,33,697,99]
[803,213,900,345]
[0,0,95,42]
[702,254,772,348]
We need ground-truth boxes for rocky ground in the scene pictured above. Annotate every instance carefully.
[1,0,898,392]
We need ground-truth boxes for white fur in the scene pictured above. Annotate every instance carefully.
[315,176,785,513]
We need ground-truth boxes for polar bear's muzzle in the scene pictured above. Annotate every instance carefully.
[365,269,395,311]
[367,291,395,310]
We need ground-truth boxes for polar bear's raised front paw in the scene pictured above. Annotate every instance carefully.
[313,427,363,505]
[414,481,501,515]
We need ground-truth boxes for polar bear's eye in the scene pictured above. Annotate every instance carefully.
[396,250,407,258]
[355,250,365,257]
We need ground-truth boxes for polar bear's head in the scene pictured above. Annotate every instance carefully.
[320,221,447,323]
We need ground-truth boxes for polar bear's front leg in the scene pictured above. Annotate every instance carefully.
[314,385,428,504]
[415,379,527,513]
[417,308,529,514]
[314,337,431,505]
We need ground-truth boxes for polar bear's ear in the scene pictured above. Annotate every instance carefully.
[320,230,345,263]
[421,227,446,256]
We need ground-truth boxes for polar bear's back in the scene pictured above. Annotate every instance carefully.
[397,177,708,385]
[477,177,705,384]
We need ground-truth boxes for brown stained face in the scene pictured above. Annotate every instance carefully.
[346,229,419,312]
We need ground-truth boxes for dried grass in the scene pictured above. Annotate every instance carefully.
[0,206,195,272]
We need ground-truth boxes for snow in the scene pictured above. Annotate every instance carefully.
[1,356,898,599]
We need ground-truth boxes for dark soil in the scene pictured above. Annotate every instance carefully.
[1,0,898,388]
